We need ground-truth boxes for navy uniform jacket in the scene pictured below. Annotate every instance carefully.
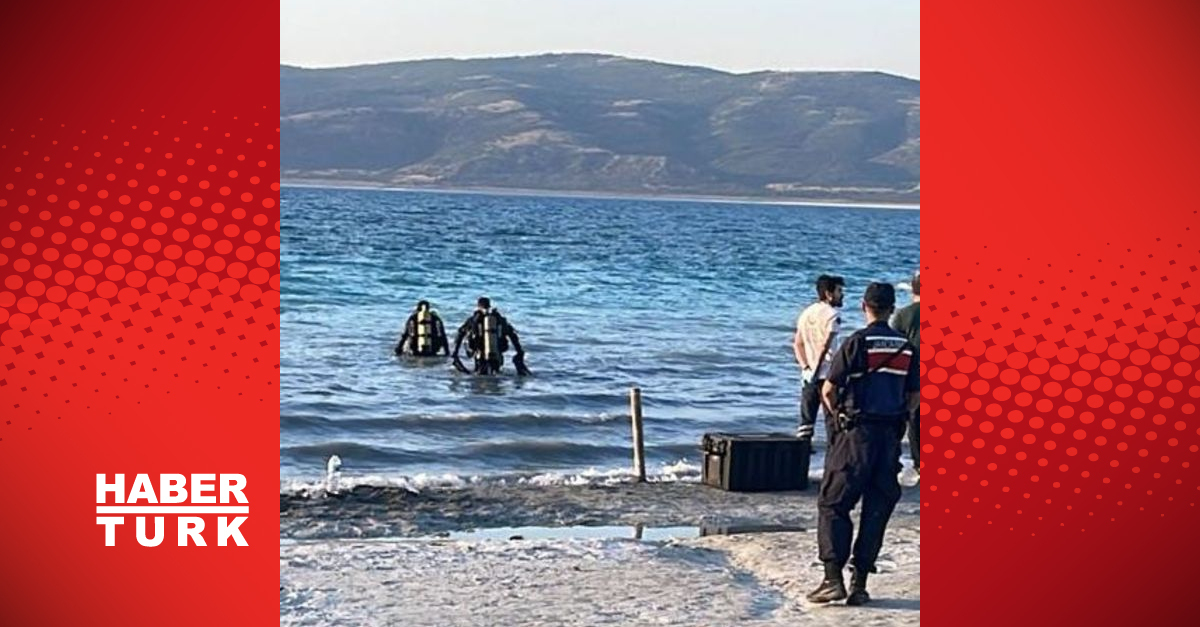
[826,320,920,420]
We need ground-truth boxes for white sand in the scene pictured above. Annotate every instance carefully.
[280,480,919,625]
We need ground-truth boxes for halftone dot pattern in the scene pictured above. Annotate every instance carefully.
[923,232,1200,535]
[0,110,280,444]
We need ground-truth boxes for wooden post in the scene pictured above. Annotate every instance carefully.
[630,387,647,483]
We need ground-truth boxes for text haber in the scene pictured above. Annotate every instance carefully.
[95,474,251,547]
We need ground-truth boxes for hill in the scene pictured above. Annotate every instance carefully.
[280,54,920,203]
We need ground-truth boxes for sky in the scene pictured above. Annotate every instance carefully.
[281,0,920,78]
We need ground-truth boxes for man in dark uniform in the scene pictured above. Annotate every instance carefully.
[451,297,531,376]
[808,282,919,606]
[891,270,921,475]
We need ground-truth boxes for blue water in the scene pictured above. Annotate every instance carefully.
[280,187,919,481]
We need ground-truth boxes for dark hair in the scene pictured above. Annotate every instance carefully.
[416,300,430,311]
[477,297,491,310]
[863,282,896,314]
[912,271,921,296]
[815,275,845,300]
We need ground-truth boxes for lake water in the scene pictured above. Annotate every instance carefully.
[280,187,919,487]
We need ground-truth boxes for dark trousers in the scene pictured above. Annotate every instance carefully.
[908,407,920,469]
[800,378,825,430]
[817,420,903,572]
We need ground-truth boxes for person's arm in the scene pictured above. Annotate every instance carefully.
[793,325,808,370]
[504,318,531,375]
[505,322,524,355]
[821,379,839,417]
[814,318,838,380]
[451,321,469,358]
[821,334,856,416]
[450,319,472,372]
[395,316,414,355]
[436,317,449,356]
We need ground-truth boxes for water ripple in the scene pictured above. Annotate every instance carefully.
[281,188,919,478]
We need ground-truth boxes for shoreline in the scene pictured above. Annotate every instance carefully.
[280,476,920,539]
[280,481,920,625]
[280,178,921,211]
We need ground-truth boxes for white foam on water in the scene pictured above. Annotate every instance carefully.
[280,458,705,495]
[281,472,481,496]
[278,454,905,495]
[659,458,699,478]
[279,451,922,496]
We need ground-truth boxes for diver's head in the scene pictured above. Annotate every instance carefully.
[862,282,896,323]
[476,296,491,311]
[912,270,921,298]
[816,275,846,308]
[416,300,431,312]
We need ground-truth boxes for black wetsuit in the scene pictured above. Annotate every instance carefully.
[817,321,919,574]
[395,310,449,357]
[452,309,524,375]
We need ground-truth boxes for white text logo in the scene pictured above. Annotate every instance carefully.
[95,474,250,547]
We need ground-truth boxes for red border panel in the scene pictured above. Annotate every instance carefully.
[927,1,1200,624]
[0,2,279,625]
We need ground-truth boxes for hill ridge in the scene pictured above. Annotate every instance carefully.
[280,54,920,203]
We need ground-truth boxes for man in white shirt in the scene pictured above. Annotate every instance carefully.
[794,275,845,440]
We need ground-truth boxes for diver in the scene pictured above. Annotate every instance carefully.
[395,300,450,357]
[451,297,531,376]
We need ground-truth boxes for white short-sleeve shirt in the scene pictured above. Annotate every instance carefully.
[797,301,841,381]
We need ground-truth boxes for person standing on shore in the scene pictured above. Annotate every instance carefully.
[808,282,919,606]
[891,270,921,475]
[793,275,845,441]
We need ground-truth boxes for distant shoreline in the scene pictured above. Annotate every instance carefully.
[280,178,921,211]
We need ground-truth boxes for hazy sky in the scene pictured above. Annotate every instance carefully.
[281,0,920,78]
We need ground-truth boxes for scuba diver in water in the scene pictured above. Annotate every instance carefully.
[395,300,450,357]
[451,297,531,376]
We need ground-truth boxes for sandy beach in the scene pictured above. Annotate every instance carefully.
[280,477,920,625]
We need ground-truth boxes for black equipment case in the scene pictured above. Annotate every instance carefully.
[701,433,810,492]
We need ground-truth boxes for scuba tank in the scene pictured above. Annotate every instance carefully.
[415,308,434,355]
[477,309,504,362]
[454,306,529,376]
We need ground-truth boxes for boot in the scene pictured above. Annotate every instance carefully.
[845,568,870,606]
[806,563,847,603]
